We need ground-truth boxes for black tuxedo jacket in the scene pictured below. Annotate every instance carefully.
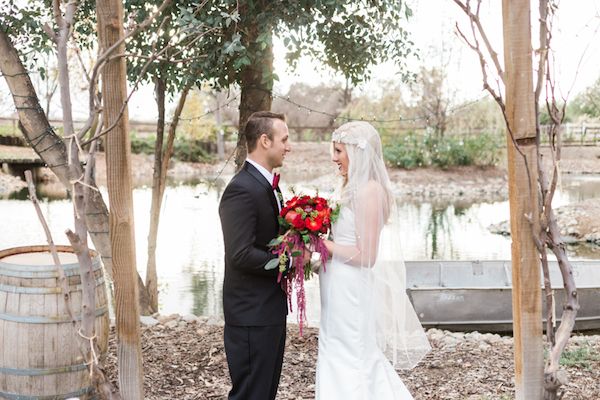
[219,162,287,326]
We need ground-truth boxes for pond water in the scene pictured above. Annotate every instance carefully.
[1,174,599,318]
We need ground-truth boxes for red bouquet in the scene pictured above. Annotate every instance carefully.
[265,194,339,334]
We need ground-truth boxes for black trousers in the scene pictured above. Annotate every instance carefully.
[224,323,286,400]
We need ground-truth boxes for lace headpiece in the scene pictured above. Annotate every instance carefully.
[331,121,379,150]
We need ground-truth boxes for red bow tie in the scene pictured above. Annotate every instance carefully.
[272,173,280,189]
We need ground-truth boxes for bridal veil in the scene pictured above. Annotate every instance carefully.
[330,121,431,369]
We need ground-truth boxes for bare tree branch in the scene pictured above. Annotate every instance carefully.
[452,0,505,82]
[24,170,76,323]
[455,2,580,397]
[76,0,174,140]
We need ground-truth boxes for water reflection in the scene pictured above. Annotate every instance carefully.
[425,206,452,259]
[557,174,600,204]
[6,181,69,201]
[1,174,599,316]
[188,270,223,317]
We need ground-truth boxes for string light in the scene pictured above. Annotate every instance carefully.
[175,90,489,125]
[178,94,240,121]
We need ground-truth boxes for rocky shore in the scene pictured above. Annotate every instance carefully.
[102,314,600,399]
[2,143,600,206]
[0,171,26,196]
[489,198,600,245]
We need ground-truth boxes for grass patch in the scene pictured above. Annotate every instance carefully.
[559,344,600,370]
[0,124,18,136]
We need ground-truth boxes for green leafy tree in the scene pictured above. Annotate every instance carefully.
[178,0,417,168]
[569,76,600,119]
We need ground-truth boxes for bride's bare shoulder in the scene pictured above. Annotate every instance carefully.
[358,180,385,198]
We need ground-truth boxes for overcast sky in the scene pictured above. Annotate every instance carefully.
[1,1,599,121]
[273,0,600,102]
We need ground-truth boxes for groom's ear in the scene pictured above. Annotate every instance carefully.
[258,133,271,149]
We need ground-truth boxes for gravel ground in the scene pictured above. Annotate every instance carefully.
[102,315,600,400]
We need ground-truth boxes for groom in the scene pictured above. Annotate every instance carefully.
[218,111,291,400]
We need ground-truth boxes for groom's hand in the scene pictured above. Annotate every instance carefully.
[280,257,292,277]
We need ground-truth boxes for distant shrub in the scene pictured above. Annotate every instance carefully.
[383,132,427,169]
[130,133,213,162]
[383,131,501,169]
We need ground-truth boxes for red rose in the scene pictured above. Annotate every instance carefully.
[285,210,299,225]
[317,208,329,219]
[306,218,323,232]
[315,197,327,206]
[292,214,305,230]
[286,196,299,209]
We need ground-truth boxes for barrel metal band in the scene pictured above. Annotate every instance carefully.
[0,306,108,324]
[0,386,93,400]
[0,260,101,278]
[0,276,105,294]
[0,362,87,376]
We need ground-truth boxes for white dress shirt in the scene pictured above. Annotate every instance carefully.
[246,158,282,212]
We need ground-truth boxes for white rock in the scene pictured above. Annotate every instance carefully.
[182,314,200,323]
[165,320,179,329]
[140,316,159,327]
[158,313,180,324]
[206,316,225,326]
[478,343,492,351]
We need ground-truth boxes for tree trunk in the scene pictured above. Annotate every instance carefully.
[502,1,544,399]
[144,83,190,315]
[161,86,190,196]
[0,27,154,312]
[96,1,144,398]
[235,26,274,171]
[0,28,111,270]
[144,77,167,315]
[215,96,225,161]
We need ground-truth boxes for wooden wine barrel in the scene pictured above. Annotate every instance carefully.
[0,245,110,399]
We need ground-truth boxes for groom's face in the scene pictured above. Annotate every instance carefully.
[265,119,291,169]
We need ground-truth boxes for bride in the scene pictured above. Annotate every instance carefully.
[315,121,431,399]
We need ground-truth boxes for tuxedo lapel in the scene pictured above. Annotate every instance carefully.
[243,162,280,221]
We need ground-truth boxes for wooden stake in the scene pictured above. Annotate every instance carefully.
[96,1,144,398]
[502,1,544,399]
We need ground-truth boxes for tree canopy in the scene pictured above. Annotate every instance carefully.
[569,76,600,119]
[179,0,416,89]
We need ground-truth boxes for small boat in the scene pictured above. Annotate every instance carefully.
[405,260,600,333]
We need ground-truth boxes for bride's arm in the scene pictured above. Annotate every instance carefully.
[324,181,386,268]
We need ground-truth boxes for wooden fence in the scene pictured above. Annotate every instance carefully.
[1,117,599,148]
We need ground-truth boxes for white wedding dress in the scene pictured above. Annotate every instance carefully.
[315,207,414,400]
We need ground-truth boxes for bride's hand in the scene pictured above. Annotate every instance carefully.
[309,251,322,273]
[324,239,334,257]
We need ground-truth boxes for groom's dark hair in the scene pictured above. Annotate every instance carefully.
[245,111,286,152]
